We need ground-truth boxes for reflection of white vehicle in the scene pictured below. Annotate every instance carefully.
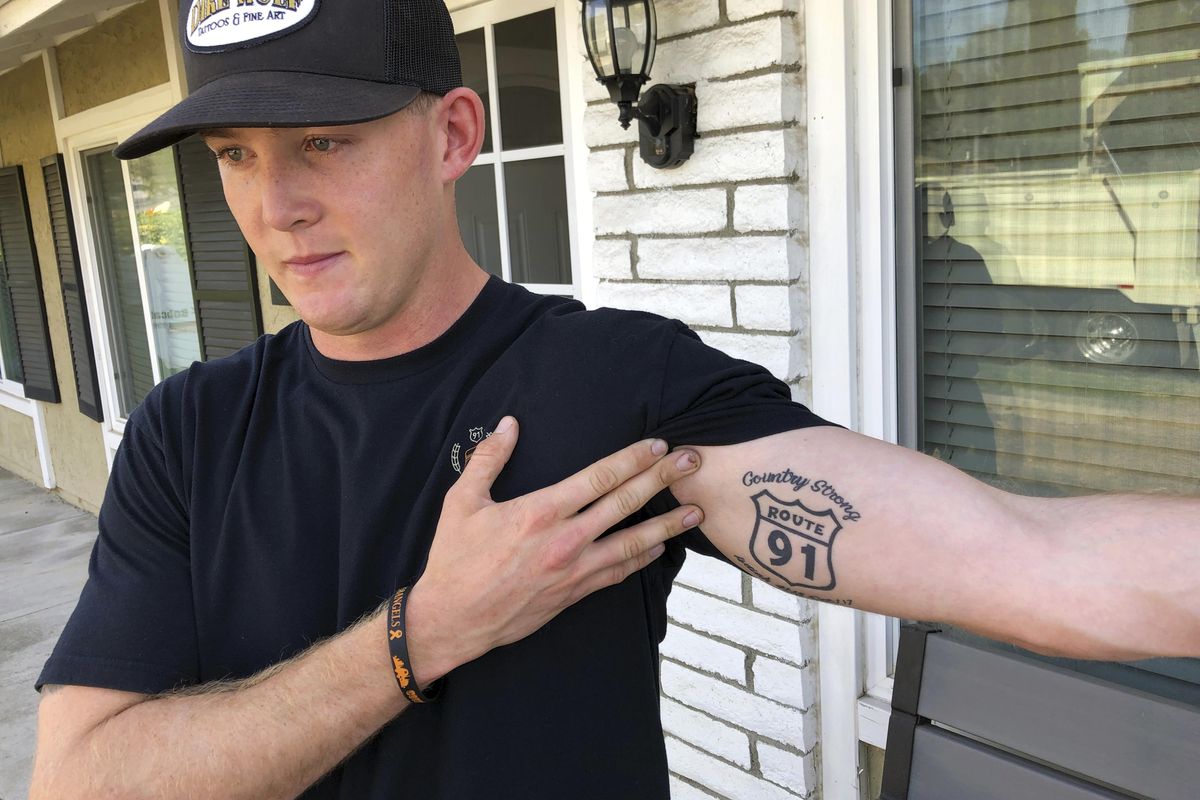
[921,50,1200,368]
[923,171,1200,366]
[140,244,201,375]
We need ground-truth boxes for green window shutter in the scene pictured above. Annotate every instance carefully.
[42,154,103,422]
[0,165,59,403]
[173,138,263,360]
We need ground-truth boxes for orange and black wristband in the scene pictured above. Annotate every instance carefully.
[387,585,443,704]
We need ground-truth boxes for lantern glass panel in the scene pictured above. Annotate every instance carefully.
[583,1,615,78]
[611,0,653,76]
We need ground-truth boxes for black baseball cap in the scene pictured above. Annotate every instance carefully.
[114,0,462,160]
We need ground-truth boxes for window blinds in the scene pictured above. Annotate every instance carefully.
[914,0,1200,497]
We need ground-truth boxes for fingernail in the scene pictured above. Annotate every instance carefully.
[649,543,666,558]
[683,509,702,527]
[651,439,668,456]
[495,416,514,434]
[675,451,698,470]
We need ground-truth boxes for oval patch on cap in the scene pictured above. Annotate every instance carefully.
[186,0,319,52]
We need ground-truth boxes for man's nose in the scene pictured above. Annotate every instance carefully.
[257,156,321,231]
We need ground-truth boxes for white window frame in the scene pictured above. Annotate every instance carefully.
[55,82,179,465]
[806,1,899,797]
[450,0,590,300]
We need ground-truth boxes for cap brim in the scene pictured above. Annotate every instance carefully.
[114,71,422,160]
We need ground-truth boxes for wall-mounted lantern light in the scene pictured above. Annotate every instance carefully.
[580,0,698,169]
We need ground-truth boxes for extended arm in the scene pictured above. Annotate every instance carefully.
[671,425,1199,659]
[30,420,704,800]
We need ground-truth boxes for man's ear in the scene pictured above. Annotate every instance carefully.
[438,88,486,184]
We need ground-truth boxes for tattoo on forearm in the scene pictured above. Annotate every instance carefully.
[737,469,861,607]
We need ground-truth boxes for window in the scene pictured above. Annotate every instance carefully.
[454,3,578,294]
[898,0,1199,681]
[83,145,201,418]
[79,138,264,422]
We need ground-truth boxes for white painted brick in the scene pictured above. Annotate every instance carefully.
[734,284,799,332]
[632,130,800,190]
[696,330,801,382]
[597,282,732,328]
[592,239,633,280]
[728,0,802,22]
[667,737,804,800]
[585,102,640,148]
[661,623,748,685]
[662,698,753,769]
[588,148,628,193]
[663,663,816,750]
[699,72,804,131]
[676,552,743,602]
[638,236,794,282]
[751,580,808,619]
[733,184,790,233]
[583,72,610,104]
[757,742,817,796]
[594,189,727,235]
[656,0,721,39]
[670,775,720,800]
[700,71,801,131]
[667,586,805,665]
[652,18,801,85]
[733,183,802,233]
[752,656,815,711]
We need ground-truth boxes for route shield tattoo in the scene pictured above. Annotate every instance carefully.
[750,490,842,591]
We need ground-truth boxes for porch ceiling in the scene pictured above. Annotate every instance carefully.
[0,0,138,75]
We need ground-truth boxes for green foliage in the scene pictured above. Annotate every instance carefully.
[136,209,186,250]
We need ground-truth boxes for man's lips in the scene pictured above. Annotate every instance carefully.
[282,252,344,276]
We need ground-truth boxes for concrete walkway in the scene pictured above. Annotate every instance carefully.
[0,469,96,800]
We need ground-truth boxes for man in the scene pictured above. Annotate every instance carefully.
[29,1,1199,798]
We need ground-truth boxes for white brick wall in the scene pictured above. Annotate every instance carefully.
[579,1,817,797]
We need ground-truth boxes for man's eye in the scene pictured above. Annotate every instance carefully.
[216,147,245,163]
[308,138,334,152]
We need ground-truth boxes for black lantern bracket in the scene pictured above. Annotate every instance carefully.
[627,84,698,170]
[580,0,699,170]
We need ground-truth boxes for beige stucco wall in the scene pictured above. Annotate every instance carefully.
[0,406,41,483]
[56,0,169,118]
[0,59,108,512]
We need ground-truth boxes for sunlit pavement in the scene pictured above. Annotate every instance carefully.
[0,469,95,800]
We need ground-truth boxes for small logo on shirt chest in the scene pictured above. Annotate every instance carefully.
[450,425,495,473]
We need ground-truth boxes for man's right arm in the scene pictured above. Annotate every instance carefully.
[29,418,704,799]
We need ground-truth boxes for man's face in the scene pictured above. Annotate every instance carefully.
[202,107,443,339]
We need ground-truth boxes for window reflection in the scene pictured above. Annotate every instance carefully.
[84,148,153,416]
[128,149,202,380]
[913,0,1200,499]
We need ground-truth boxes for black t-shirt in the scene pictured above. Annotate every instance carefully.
[39,277,831,798]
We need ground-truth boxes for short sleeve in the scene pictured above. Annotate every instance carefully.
[648,325,835,447]
[645,325,838,561]
[36,386,199,694]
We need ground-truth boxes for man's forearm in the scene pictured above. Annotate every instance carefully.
[31,606,412,800]
[33,432,701,799]
[1013,491,1200,659]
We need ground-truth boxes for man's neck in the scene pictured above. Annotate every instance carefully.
[307,257,490,362]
